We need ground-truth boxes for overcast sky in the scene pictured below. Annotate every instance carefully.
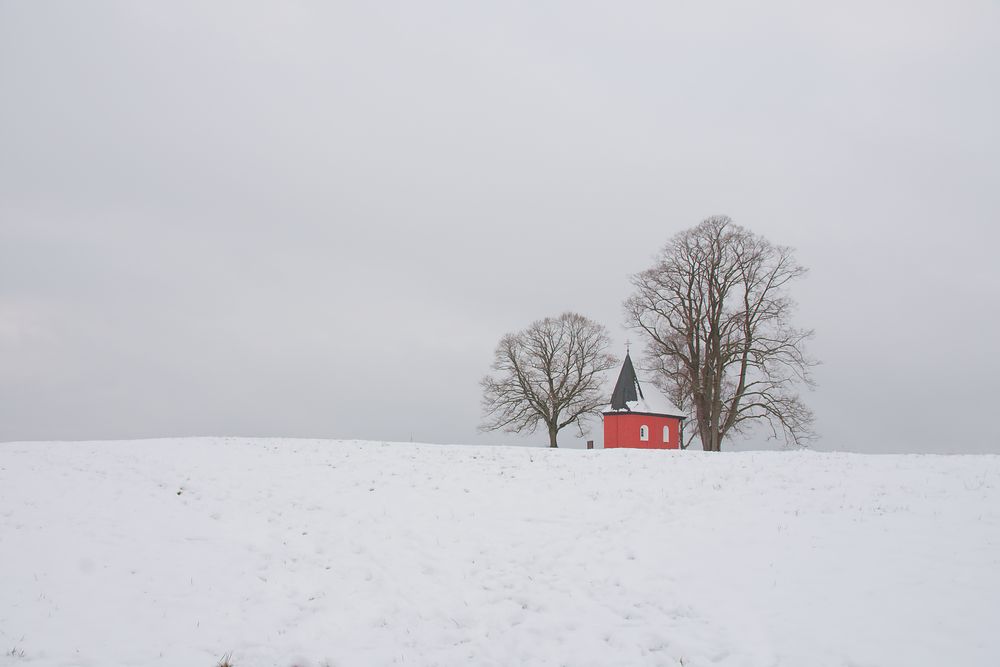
[2,1,998,452]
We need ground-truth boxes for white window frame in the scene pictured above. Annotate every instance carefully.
[663,425,670,443]
[639,425,649,441]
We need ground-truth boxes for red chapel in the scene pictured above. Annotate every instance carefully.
[603,352,686,449]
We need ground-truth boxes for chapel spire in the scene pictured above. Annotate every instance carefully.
[609,351,644,411]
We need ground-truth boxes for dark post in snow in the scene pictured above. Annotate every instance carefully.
[586,440,594,450]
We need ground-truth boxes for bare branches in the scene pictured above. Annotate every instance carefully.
[480,313,618,447]
[625,216,817,451]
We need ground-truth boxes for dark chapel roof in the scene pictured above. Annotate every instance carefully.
[610,352,644,410]
[605,352,686,418]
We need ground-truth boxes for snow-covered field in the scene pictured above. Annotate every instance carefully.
[1,439,998,667]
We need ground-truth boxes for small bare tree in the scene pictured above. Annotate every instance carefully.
[481,312,618,448]
[625,216,816,451]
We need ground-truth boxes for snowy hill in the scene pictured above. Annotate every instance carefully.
[1,438,998,667]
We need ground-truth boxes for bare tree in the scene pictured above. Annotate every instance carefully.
[625,216,816,451]
[480,312,618,448]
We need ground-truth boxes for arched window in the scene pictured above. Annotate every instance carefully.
[663,425,670,443]
[639,425,649,441]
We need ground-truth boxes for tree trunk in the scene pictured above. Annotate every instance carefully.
[699,419,722,451]
[548,425,559,448]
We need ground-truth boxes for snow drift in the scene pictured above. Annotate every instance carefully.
[1,438,997,666]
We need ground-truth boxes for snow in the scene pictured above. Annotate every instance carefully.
[604,395,685,418]
[604,383,685,417]
[1,438,998,667]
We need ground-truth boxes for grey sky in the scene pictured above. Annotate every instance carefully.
[2,1,998,452]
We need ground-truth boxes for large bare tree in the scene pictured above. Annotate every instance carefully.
[481,312,618,448]
[625,216,816,451]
